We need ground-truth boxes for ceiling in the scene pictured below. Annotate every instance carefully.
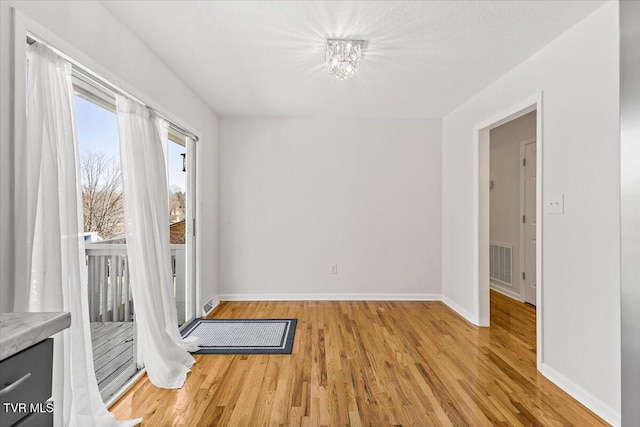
[101,1,606,118]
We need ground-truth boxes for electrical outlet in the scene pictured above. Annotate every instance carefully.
[545,194,564,214]
[329,264,338,274]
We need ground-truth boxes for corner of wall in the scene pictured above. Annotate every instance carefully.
[441,296,479,325]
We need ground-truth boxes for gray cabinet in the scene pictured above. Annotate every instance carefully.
[0,339,53,427]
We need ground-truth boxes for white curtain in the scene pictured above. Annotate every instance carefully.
[14,43,141,427]
[116,95,199,389]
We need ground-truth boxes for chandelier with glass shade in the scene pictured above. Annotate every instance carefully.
[326,39,364,80]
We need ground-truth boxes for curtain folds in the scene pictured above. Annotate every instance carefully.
[14,43,140,427]
[116,95,199,389]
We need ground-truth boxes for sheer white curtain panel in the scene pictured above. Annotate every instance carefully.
[116,95,199,389]
[14,43,140,427]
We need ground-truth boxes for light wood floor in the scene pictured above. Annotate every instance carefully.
[111,292,608,426]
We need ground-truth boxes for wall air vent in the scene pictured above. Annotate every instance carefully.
[202,299,214,316]
[490,243,512,286]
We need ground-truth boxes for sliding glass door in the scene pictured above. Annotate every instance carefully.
[74,87,198,401]
[73,92,139,402]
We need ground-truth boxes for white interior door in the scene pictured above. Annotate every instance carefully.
[523,141,537,305]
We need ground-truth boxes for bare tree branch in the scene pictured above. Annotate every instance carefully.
[169,185,186,224]
[81,151,124,239]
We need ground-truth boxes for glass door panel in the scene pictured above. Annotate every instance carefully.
[167,133,196,327]
[74,93,139,402]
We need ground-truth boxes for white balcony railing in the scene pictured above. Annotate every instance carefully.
[85,243,186,322]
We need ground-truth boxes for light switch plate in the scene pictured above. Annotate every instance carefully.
[545,194,564,214]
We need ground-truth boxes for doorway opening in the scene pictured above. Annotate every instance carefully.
[474,93,543,369]
[487,111,538,366]
[489,111,537,305]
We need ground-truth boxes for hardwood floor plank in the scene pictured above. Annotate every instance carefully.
[111,293,609,426]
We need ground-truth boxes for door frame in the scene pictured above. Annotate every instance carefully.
[519,137,536,303]
[183,135,198,326]
[473,92,543,370]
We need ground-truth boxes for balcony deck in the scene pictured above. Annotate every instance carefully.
[86,243,187,401]
[90,322,137,400]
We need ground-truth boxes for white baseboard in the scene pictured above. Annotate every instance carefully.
[489,282,522,301]
[441,296,479,326]
[218,293,442,301]
[540,363,620,427]
[209,296,220,313]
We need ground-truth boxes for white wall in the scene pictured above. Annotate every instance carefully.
[442,2,620,424]
[489,111,536,299]
[219,117,441,299]
[0,0,219,312]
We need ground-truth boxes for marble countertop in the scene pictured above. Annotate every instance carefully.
[0,312,71,361]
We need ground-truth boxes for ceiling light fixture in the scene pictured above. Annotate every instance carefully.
[326,39,364,80]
